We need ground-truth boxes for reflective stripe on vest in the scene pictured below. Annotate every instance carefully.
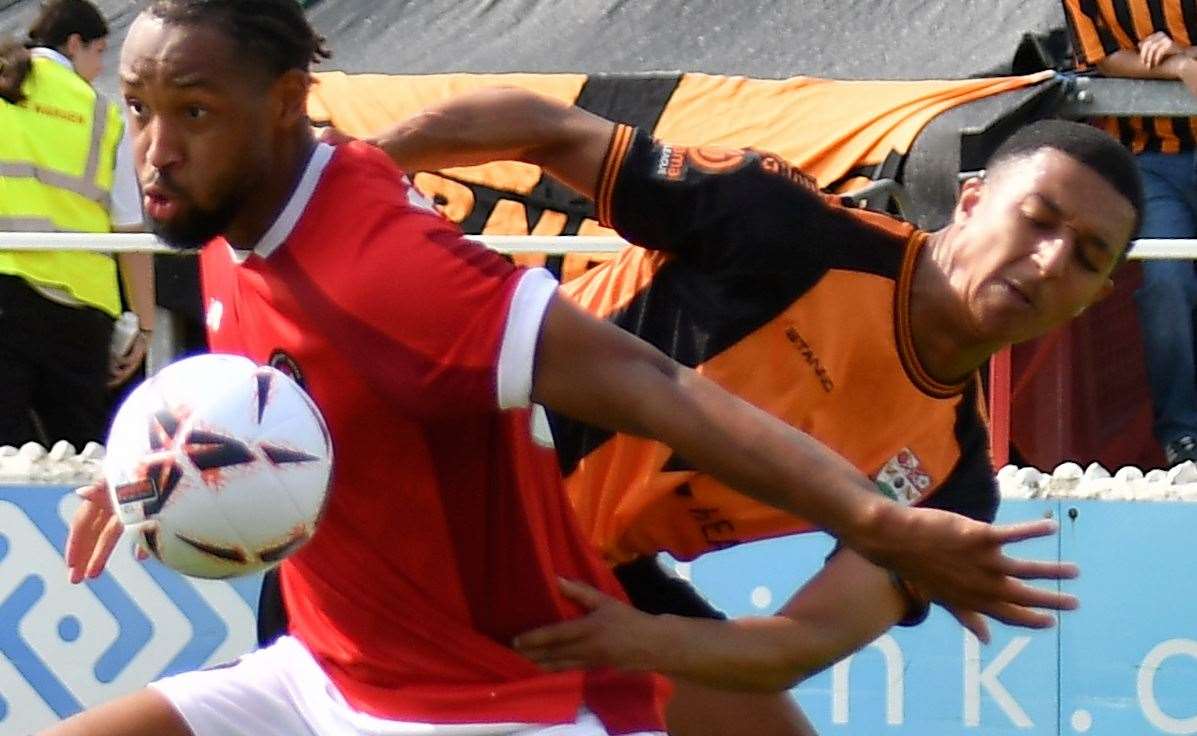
[0,217,58,232]
[0,57,123,316]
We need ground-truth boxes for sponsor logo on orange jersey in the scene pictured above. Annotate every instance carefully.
[655,144,687,180]
[686,146,748,174]
[784,325,834,393]
[655,145,751,181]
[759,151,819,191]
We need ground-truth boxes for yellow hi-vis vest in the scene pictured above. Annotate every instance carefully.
[0,55,125,317]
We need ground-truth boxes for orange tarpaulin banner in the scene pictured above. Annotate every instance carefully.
[309,72,589,197]
[307,70,1053,274]
[652,72,1053,188]
[309,70,1052,188]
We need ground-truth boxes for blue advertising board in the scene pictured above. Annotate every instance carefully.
[683,500,1197,735]
[1058,501,1197,736]
[0,487,1193,735]
[0,486,259,735]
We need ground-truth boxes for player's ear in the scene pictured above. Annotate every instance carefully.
[272,69,312,127]
[954,176,985,225]
[1075,279,1115,317]
[1096,277,1114,302]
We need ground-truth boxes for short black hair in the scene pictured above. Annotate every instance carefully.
[146,0,331,78]
[986,119,1144,239]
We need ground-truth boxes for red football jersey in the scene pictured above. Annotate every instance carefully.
[199,141,664,732]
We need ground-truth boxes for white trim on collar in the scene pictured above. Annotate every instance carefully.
[253,142,335,259]
[30,47,75,70]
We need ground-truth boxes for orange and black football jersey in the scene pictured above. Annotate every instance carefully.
[1063,0,1197,154]
[552,125,998,565]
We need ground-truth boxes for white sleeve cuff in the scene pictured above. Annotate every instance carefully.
[496,267,559,410]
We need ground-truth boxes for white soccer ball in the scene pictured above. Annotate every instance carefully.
[103,353,333,579]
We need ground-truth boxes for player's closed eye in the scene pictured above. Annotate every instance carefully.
[1020,206,1055,232]
[1021,210,1100,272]
[1074,240,1105,273]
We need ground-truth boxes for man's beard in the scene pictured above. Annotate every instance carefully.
[149,191,244,253]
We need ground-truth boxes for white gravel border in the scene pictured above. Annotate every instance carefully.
[4,440,1196,502]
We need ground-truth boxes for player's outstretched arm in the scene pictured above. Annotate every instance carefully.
[531,293,1078,639]
[371,86,613,197]
[515,551,906,692]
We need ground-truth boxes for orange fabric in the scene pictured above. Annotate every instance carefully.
[556,131,985,562]
[308,69,1051,228]
[561,246,673,319]
[653,72,1052,188]
[1064,0,1112,62]
[562,253,973,563]
[309,71,586,196]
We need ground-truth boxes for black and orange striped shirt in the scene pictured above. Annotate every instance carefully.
[552,126,998,565]
[1063,0,1197,153]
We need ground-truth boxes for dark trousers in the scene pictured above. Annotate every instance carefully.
[0,274,113,449]
[1134,151,1197,446]
[257,568,288,646]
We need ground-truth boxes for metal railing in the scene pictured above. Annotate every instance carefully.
[2,229,1192,378]
[1057,74,1197,118]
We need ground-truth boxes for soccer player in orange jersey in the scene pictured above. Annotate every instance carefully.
[355,87,1141,735]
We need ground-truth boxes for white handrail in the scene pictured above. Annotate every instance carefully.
[3,230,1194,377]
[0,232,1191,259]
[0,232,630,254]
[1128,239,1197,260]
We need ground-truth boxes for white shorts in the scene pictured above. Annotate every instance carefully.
[150,635,665,736]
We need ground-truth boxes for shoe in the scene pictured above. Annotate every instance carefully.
[1164,434,1197,466]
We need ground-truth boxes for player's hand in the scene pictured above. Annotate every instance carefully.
[1139,31,1182,68]
[65,481,150,583]
[513,578,663,672]
[849,506,1077,643]
[107,332,147,388]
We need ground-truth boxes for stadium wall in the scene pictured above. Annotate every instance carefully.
[0,451,1193,735]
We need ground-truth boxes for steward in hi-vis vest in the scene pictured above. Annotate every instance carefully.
[0,52,124,316]
[0,0,148,450]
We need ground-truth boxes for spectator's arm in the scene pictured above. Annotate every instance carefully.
[110,248,155,387]
[108,126,155,385]
[1097,47,1197,99]
[115,249,155,334]
[1097,47,1195,79]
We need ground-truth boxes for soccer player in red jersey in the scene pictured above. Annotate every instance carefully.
[50,3,1081,736]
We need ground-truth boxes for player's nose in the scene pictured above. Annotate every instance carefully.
[142,116,185,172]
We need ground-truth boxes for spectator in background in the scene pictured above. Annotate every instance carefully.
[0,0,154,450]
[1063,0,1197,465]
